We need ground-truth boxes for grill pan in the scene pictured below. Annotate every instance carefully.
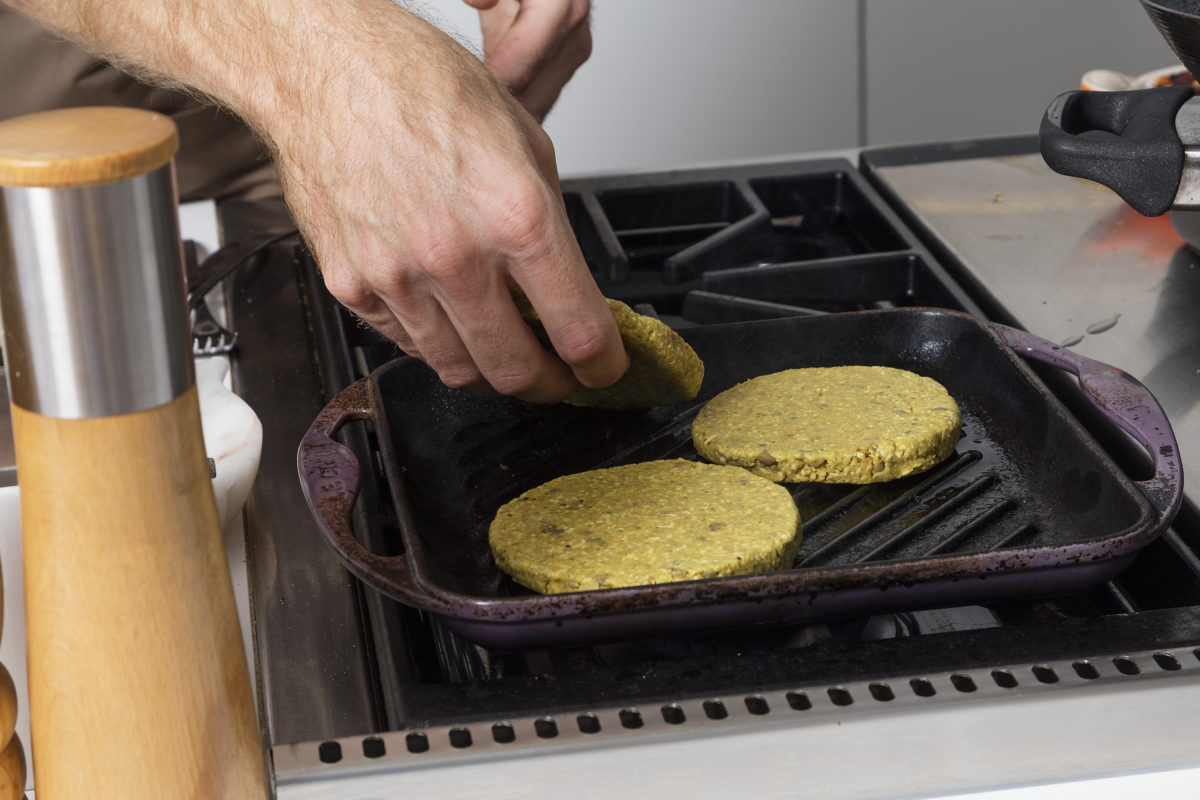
[298,308,1181,649]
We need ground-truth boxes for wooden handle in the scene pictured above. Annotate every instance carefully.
[14,387,267,797]
[0,106,177,188]
[0,734,24,800]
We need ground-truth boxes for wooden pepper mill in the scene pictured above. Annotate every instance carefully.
[0,107,267,797]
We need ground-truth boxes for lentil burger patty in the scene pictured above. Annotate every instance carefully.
[692,366,961,484]
[489,459,801,593]
[515,291,704,409]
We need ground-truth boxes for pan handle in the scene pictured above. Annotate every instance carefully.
[297,378,440,609]
[1039,86,1193,216]
[993,324,1183,521]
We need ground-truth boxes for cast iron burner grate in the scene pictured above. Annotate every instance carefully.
[563,159,982,321]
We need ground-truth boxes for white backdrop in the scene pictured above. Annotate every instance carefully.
[419,1,1176,176]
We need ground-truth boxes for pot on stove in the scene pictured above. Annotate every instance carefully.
[1039,1,1200,247]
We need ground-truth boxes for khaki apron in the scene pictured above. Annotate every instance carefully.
[0,8,281,203]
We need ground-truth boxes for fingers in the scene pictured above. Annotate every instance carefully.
[512,271,628,392]
[315,210,601,404]
[479,0,592,121]
[483,0,588,90]
[488,189,628,391]
[506,20,591,121]
[432,277,581,402]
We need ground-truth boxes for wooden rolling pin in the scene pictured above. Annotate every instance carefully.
[0,108,267,797]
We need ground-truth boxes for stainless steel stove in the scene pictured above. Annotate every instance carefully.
[222,136,1200,798]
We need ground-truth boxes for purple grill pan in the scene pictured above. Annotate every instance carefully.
[298,308,1182,650]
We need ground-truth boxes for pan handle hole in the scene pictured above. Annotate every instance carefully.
[535,718,559,739]
[909,678,936,697]
[1154,652,1182,671]
[827,687,853,706]
[362,736,386,758]
[449,728,473,748]
[1072,661,1100,680]
[1113,656,1141,676]
[577,713,601,734]
[492,723,516,744]
[405,732,429,753]
[703,700,729,720]
[991,670,1018,689]
[786,691,812,710]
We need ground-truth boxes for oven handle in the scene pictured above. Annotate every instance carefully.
[297,378,446,610]
[993,323,1183,523]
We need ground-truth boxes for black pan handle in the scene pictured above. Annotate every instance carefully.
[993,324,1183,523]
[1039,86,1193,216]
[297,377,452,611]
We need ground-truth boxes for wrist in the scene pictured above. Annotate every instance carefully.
[220,3,508,160]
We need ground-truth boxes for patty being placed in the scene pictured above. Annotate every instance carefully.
[514,291,704,409]
[489,459,801,593]
[692,365,961,484]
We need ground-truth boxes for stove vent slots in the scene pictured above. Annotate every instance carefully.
[274,646,1200,779]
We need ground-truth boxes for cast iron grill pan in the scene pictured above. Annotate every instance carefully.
[299,309,1180,649]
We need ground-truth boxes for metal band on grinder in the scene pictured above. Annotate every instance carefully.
[0,165,193,418]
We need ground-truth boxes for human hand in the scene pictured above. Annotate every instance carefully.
[5,0,623,403]
[462,0,593,122]
[268,5,625,403]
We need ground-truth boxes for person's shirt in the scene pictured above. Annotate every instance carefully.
[0,7,280,202]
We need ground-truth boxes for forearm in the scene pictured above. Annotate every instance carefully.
[3,1,500,148]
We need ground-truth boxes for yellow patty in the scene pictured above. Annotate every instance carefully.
[489,459,801,593]
[692,366,961,484]
[515,291,704,409]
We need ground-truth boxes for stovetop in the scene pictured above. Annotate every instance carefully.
[222,137,1200,798]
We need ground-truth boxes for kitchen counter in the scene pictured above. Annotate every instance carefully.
[866,144,1200,519]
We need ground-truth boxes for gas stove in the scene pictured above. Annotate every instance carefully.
[221,136,1200,798]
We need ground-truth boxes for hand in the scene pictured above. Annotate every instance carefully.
[268,6,625,402]
[463,0,593,122]
[6,0,624,403]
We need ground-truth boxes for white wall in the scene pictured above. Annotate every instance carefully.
[422,0,858,175]
[863,0,1175,144]
[420,1,1177,175]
